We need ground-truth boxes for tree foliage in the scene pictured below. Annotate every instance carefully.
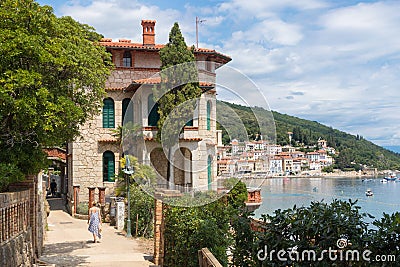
[0,0,111,188]
[116,156,157,238]
[155,22,202,141]
[153,22,202,181]
[227,199,400,266]
[163,181,248,267]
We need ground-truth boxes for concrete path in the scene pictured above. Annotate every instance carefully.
[39,198,154,267]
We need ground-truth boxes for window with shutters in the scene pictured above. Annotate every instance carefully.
[123,51,131,67]
[103,151,115,182]
[122,98,133,125]
[148,94,160,127]
[206,101,211,130]
[103,98,115,128]
[208,155,212,190]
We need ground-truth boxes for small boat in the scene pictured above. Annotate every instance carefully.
[384,173,397,181]
[380,179,388,183]
[365,189,373,197]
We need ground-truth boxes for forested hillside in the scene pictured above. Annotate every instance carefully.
[217,101,400,171]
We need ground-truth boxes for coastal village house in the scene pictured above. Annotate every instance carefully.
[217,138,335,177]
[67,20,231,210]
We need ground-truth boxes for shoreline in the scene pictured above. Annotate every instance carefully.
[237,170,381,180]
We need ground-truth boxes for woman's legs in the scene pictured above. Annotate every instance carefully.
[93,233,96,243]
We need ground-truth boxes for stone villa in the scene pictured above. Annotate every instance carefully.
[66,20,231,211]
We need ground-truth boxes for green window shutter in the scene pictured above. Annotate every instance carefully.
[103,151,115,182]
[148,94,160,127]
[207,101,211,130]
[208,155,212,190]
[185,119,193,127]
[103,98,115,128]
[122,98,133,125]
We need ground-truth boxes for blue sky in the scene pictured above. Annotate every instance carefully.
[36,0,400,147]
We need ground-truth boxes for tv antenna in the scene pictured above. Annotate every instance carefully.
[196,16,206,48]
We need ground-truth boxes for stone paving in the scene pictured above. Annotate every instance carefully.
[38,198,153,267]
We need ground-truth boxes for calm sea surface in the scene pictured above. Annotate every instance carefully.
[252,177,400,222]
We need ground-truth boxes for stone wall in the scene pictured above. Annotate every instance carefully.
[0,230,33,267]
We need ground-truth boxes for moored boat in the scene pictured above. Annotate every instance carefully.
[384,172,398,181]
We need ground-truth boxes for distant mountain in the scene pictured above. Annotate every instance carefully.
[384,146,400,154]
[216,100,400,171]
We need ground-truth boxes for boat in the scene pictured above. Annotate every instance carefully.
[380,179,388,183]
[365,189,373,197]
[384,172,397,181]
[384,175,397,181]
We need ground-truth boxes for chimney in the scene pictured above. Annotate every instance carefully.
[141,20,156,46]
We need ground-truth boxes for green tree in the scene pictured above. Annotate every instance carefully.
[0,0,111,189]
[153,22,202,182]
[116,156,157,237]
[257,199,370,266]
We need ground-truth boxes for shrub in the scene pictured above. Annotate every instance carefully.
[76,202,89,215]
[0,163,24,192]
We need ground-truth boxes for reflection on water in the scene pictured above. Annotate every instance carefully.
[252,177,400,221]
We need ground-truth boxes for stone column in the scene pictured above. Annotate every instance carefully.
[153,196,164,266]
[88,187,96,209]
[97,187,106,206]
[73,185,80,215]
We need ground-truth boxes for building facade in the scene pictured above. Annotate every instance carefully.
[67,20,231,209]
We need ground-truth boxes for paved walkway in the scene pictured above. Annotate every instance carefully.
[39,198,153,267]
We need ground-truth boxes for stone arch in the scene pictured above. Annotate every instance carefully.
[150,148,168,187]
[173,147,192,189]
[103,151,115,182]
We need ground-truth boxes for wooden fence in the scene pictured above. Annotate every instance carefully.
[198,248,223,267]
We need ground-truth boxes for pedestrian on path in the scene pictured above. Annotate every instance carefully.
[88,201,102,243]
[50,179,57,197]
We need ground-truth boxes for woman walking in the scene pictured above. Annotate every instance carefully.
[87,201,102,243]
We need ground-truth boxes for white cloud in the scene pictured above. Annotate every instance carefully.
[60,0,181,43]
[56,0,400,146]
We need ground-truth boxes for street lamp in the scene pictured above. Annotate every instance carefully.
[123,155,134,237]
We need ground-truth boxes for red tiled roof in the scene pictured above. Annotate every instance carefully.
[143,137,202,141]
[44,147,66,161]
[131,77,214,87]
[106,87,125,91]
[99,39,231,61]
[98,138,118,143]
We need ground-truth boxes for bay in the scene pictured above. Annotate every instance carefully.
[252,177,400,222]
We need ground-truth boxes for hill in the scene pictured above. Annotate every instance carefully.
[216,101,400,171]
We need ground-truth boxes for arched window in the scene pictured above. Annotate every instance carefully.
[123,51,131,67]
[207,155,212,190]
[148,94,160,127]
[122,98,133,125]
[103,98,115,128]
[103,151,115,182]
[206,101,211,130]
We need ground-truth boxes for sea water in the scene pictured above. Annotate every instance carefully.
[253,177,400,222]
